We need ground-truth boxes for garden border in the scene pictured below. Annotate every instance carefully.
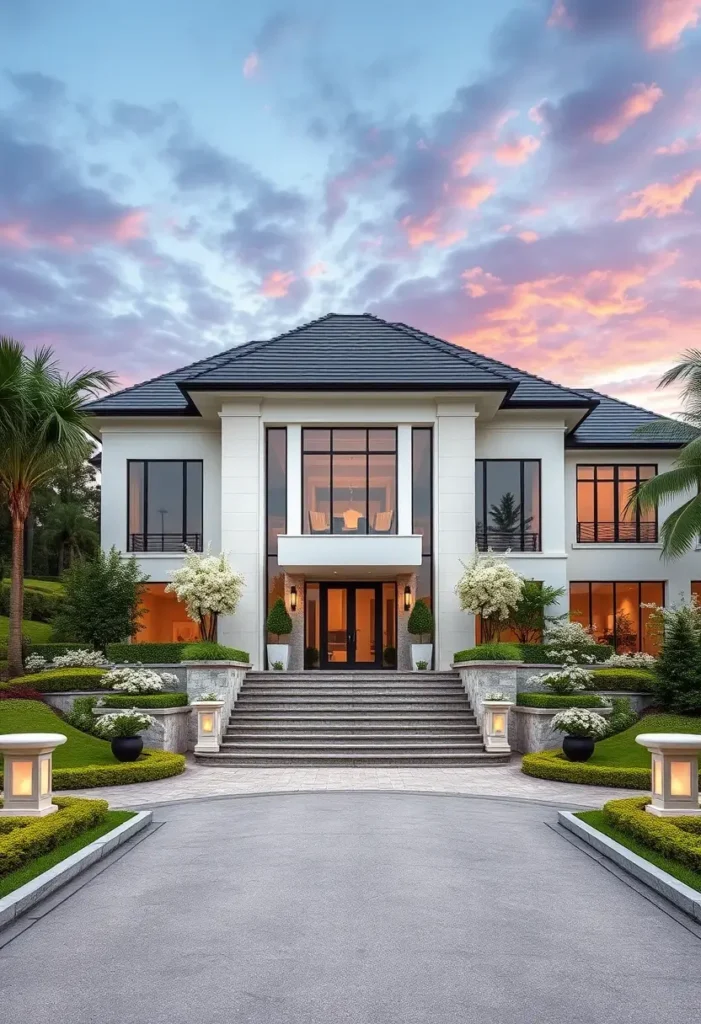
[522,747,701,789]
[0,749,185,791]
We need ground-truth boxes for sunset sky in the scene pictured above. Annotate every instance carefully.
[1,0,700,415]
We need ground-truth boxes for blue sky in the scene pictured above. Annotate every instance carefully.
[1,0,700,413]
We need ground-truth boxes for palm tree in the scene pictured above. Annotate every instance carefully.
[633,351,701,557]
[0,340,115,676]
[42,499,99,572]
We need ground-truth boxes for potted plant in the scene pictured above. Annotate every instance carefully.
[266,597,293,671]
[407,599,434,670]
[305,646,319,669]
[550,708,608,762]
[94,709,153,762]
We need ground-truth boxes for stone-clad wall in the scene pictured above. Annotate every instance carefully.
[183,660,250,748]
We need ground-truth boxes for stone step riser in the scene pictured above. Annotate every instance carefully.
[194,753,510,766]
[224,736,481,745]
[226,726,480,736]
[240,690,466,698]
[229,714,478,723]
[219,744,485,754]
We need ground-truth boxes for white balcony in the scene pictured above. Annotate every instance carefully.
[277,533,423,575]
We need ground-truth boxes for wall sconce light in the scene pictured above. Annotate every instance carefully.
[192,700,225,753]
[481,699,513,754]
[636,733,701,816]
[404,586,412,612]
[290,586,297,612]
[0,733,67,817]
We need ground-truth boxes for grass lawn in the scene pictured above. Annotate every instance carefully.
[1,577,65,595]
[0,810,135,899]
[0,616,53,643]
[0,700,119,768]
[589,714,701,769]
[576,809,701,894]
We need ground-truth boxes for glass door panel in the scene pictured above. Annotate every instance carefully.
[325,587,348,664]
[354,587,377,664]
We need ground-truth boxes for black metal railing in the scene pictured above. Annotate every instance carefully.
[128,533,203,552]
[476,530,540,552]
[577,522,657,544]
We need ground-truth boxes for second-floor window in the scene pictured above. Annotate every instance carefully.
[576,464,657,543]
[476,460,541,552]
[302,428,397,534]
[127,460,203,552]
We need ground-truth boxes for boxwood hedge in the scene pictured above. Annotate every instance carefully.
[589,668,655,691]
[101,693,189,708]
[603,796,701,871]
[521,748,654,788]
[453,642,615,665]
[0,796,108,877]
[106,642,188,664]
[516,693,608,708]
[0,668,106,693]
[180,641,250,662]
[0,749,185,791]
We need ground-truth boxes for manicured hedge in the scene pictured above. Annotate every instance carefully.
[106,642,188,664]
[517,692,608,708]
[0,749,186,791]
[181,641,250,662]
[589,668,655,691]
[30,643,93,659]
[0,796,108,877]
[454,643,522,663]
[603,796,701,871]
[101,693,189,708]
[0,583,63,623]
[521,748,658,788]
[0,668,106,693]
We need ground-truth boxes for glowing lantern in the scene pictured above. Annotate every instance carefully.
[481,700,513,754]
[0,734,68,817]
[191,701,225,753]
[635,734,701,817]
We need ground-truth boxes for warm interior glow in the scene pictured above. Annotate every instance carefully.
[137,583,202,643]
[492,712,506,736]
[653,758,663,796]
[201,712,215,735]
[11,760,34,798]
[670,760,692,798]
[40,757,50,797]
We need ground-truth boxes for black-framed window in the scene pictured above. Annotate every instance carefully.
[412,428,433,611]
[127,460,203,552]
[302,428,397,535]
[576,464,657,543]
[476,460,541,552]
[569,581,664,654]
[266,429,287,647]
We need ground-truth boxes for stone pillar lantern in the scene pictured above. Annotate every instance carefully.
[191,701,225,753]
[0,733,68,817]
[481,700,513,754]
[635,733,701,817]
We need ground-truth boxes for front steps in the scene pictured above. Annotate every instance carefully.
[194,671,510,767]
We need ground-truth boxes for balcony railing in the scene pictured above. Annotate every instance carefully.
[128,533,203,552]
[576,522,657,544]
[476,530,540,553]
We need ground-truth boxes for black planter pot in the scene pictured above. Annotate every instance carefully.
[111,736,143,762]
[562,734,595,763]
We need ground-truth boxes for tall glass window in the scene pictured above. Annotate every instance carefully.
[302,428,397,534]
[576,465,657,542]
[569,581,664,654]
[127,460,203,551]
[476,460,541,552]
[266,429,287,647]
[412,428,433,608]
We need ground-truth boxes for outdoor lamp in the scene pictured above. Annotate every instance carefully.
[635,733,701,817]
[481,700,513,754]
[0,733,67,817]
[290,586,297,612]
[404,586,412,612]
[192,700,225,754]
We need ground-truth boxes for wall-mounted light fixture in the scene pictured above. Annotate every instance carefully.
[290,586,297,612]
[404,585,412,612]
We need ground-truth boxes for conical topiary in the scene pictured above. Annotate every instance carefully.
[407,599,434,643]
[266,597,293,641]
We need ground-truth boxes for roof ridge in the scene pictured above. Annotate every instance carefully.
[576,386,668,418]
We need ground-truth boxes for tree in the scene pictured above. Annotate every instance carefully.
[53,547,148,653]
[407,599,434,644]
[488,492,532,541]
[632,351,701,556]
[0,339,115,676]
[166,548,246,641]
[266,598,292,641]
[507,580,565,644]
[41,499,98,572]
[455,553,524,643]
[653,604,701,713]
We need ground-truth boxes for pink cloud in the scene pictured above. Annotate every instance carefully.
[0,222,30,247]
[518,230,539,243]
[618,169,701,220]
[590,84,663,144]
[243,52,259,78]
[453,148,481,176]
[306,262,327,278]
[451,178,496,209]
[261,270,296,297]
[682,278,701,289]
[494,135,541,166]
[656,134,701,155]
[0,208,147,249]
[113,210,147,242]
[643,0,701,49]
[400,214,466,249]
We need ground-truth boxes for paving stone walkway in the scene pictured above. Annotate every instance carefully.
[60,755,644,809]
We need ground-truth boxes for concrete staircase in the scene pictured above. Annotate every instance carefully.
[194,671,510,766]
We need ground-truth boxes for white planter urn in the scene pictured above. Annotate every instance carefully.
[411,644,433,671]
[267,643,290,671]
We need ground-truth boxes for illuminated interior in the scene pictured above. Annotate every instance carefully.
[138,583,201,643]
[12,760,33,797]
[569,581,663,654]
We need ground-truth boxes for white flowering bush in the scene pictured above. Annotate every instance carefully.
[550,708,609,739]
[603,652,656,669]
[52,649,109,668]
[198,691,223,701]
[166,547,246,642]
[94,710,154,739]
[484,691,506,701]
[455,553,524,642]
[528,659,593,694]
[101,667,171,694]
[543,621,600,664]
[25,653,48,672]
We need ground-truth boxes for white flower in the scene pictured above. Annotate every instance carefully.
[94,710,154,738]
[25,654,48,672]
[603,652,656,669]
[166,547,245,624]
[529,659,594,694]
[454,553,524,621]
[198,691,222,701]
[544,622,601,665]
[484,691,506,701]
[550,708,608,739]
[51,649,109,669]
[102,667,165,694]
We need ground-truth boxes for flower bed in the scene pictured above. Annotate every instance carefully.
[516,693,608,708]
[0,796,108,877]
[101,692,189,708]
[0,668,106,693]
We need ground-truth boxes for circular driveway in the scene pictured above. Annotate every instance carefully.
[2,792,700,1023]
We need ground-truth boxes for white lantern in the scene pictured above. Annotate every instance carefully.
[481,700,513,754]
[635,733,701,817]
[0,733,68,817]
[191,701,225,753]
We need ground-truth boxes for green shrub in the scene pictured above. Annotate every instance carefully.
[0,668,105,693]
[101,692,188,708]
[65,696,101,735]
[106,642,187,664]
[590,668,655,691]
[266,597,292,640]
[181,641,250,663]
[408,599,434,642]
[521,748,664,788]
[653,604,701,713]
[518,643,556,664]
[516,692,608,708]
[605,697,639,737]
[0,749,185,792]
[30,642,92,659]
[453,643,522,663]
[603,797,701,871]
[0,796,108,877]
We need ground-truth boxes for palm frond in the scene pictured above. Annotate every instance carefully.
[629,463,701,515]
[659,495,701,558]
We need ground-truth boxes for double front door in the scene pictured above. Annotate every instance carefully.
[319,582,382,669]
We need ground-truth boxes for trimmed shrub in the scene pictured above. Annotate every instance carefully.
[654,605,701,713]
[181,641,250,663]
[0,668,106,693]
[590,668,656,692]
[266,598,292,640]
[516,693,607,708]
[453,643,522,663]
[521,748,656,788]
[518,643,556,664]
[0,583,63,623]
[0,685,47,703]
[65,696,100,735]
[0,749,185,791]
[603,796,701,871]
[407,599,434,642]
[101,692,188,708]
[106,642,187,664]
[605,697,639,738]
[30,642,94,659]
[0,796,108,877]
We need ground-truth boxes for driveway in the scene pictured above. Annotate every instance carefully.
[2,793,699,1023]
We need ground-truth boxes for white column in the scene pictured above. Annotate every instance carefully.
[435,401,477,669]
[219,400,263,668]
[397,424,413,536]
[287,424,302,535]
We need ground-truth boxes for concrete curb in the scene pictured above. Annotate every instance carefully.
[0,810,153,930]
[558,810,701,924]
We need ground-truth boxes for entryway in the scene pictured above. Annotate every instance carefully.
[306,581,397,669]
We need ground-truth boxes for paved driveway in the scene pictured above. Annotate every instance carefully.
[2,793,699,1023]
